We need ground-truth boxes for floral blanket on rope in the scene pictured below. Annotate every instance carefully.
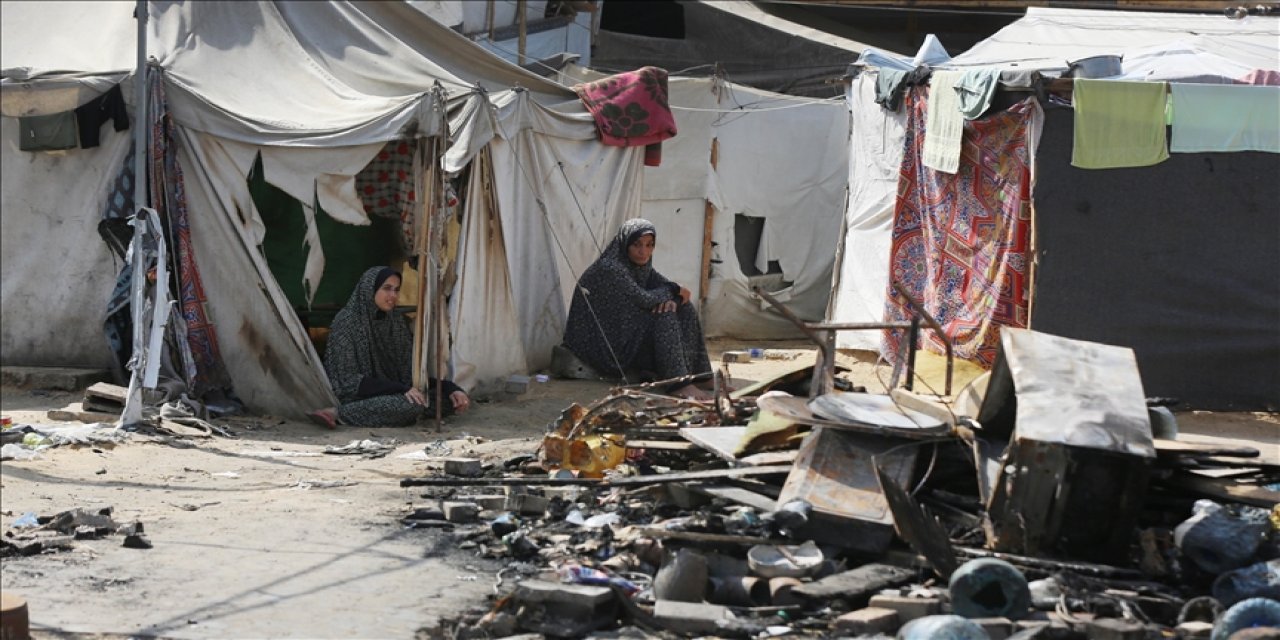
[574,66,677,166]
[881,87,1040,368]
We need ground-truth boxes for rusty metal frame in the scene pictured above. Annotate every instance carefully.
[752,283,954,397]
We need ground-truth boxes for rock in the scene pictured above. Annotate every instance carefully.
[793,562,916,602]
[868,593,943,623]
[833,606,900,636]
[653,600,733,635]
[444,458,483,477]
[654,548,708,603]
[442,502,480,524]
[123,534,152,549]
[511,580,616,637]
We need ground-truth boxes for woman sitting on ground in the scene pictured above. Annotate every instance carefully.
[562,218,712,399]
[309,266,470,428]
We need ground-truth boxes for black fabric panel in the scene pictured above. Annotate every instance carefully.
[1031,106,1280,411]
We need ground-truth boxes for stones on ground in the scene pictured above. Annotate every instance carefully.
[122,534,152,549]
[443,457,483,477]
[867,593,943,623]
[443,502,480,524]
[792,562,916,602]
[511,580,616,637]
[832,606,899,636]
[653,600,734,635]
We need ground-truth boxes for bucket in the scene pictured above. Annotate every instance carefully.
[1065,55,1122,79]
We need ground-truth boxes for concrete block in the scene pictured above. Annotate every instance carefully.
[505,493,549,515]
[721,350,752,363]
[442,502,480,523]
[1084,618,1151,640]
[470,495,507,511]
[971,617,1014,640]
[443,458,482,477]
[1,366,112,391]
[832,607,900,636]
[505,375,531,395]
[1175,621,1213,639]
[868,594,942,623]
[512,579,616,636]
[653,599,733,635]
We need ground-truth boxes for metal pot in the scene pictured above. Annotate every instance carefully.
[1065,54,1123,78]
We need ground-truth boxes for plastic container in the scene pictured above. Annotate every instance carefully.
[949,558,1031,620]
[1213,559,1280,607]
[1212,597,1280,640]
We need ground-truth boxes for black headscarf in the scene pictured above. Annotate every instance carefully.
[324,266,413,402]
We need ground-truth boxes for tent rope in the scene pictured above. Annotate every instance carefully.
[492,108,630,383]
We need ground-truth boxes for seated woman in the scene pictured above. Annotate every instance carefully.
[308,266,470,428]
[562,218,712,399]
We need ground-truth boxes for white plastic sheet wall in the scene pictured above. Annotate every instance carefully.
[0,116,128,369]
[828,74,906,351]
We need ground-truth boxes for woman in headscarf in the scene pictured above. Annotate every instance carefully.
[562,218,712,399]
[308,266,470,428]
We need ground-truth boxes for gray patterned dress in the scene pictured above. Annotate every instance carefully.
[562,219,711,384]
[324,266,460,427]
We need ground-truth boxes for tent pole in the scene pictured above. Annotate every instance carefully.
[517,0,527,66]
[119,0,150,428]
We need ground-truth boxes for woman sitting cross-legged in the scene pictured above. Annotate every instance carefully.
[308,266,469,428]
[562,218,713,400]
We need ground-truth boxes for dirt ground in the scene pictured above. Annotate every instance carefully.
[2,339,1276,638]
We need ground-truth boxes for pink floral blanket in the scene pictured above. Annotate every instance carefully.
[574,66,677,165]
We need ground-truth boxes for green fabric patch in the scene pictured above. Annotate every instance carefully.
[248,154,403,327]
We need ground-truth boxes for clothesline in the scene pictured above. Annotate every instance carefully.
[671,97,843,113]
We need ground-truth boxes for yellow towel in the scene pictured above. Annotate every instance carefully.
[923,70,966,174]
[1072,79,1169,169]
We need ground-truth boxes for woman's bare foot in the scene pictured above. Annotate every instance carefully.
[307,407,338,429]
[672,384,713,401]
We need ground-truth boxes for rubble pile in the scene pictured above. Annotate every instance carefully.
[1,507,151,557]
[399,330,1279,639]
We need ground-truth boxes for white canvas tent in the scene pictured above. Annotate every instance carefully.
[826,8,1279,408]
[562,66,852,338]
[1,1,643,416]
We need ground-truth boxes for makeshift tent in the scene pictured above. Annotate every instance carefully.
[563,66,851,338]
[594,0,881,97]
[827,8,1280,409]
[1,1,643,416]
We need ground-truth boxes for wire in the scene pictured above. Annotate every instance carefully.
[672,97,843,113]
[492,106,630,382]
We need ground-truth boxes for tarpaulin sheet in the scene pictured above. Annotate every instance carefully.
[1030,106,1280,411]
[829,74,906,351]
[883,88,1042,367]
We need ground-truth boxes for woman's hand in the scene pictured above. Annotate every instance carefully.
[404,387,428,406]
[678,286,692,305]
[450,390,471,414]
[652,300,678,313]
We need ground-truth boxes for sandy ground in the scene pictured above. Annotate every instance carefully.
[2,339,1276,638]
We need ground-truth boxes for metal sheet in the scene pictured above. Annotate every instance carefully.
[876,463,958,579]
[809,392,947,431]
[777,427,917,553]
[1001,328,1155,458]
[757,393,948,440]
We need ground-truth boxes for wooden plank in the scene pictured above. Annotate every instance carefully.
[84,382,127,405]
[1153,438,1260,458]
[626,440,697,452]
[1164,473,1280,508]
[679,426,746,462]
[631,527,786,547]
[738,450,798,467]
[400,465,791,488]
[686,483,778,512]
[47,409,119,423]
